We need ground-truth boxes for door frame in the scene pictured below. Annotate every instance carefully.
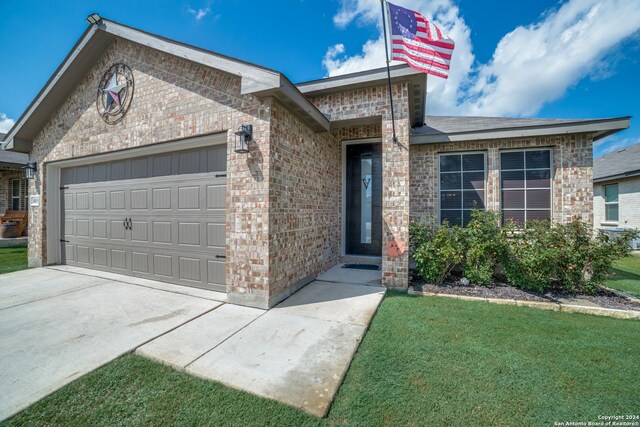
[341,137,382,257]
[45,132,227,266]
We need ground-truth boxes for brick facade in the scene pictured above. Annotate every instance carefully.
[20,33,597,307]
[26,38,273,307]
[410,133,594,225]
[266,100,341,305]
[308,83,411,289]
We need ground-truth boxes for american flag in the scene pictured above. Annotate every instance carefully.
[387,2,455,79]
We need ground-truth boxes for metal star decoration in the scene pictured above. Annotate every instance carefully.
[96,63,134,124]
[101,72,128,110]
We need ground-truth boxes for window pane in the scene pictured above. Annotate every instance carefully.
[604,184,618,203]
[526,150,550,169]
[501,152,524,170]
[526,189,551,209]
[463,171,484,190]
[12,180,20,196]
[440,155,461,172]
[502,190,525,209]
[504,210,525,225]
[526,170,551,188]
[441,173,461,190]
[441,210,463,226]
[441,191,462,209]
[462,153,484,171]
[501,170,525,189]
[606,204,619,221]
[527,210,551,222]
[463,190,485,209]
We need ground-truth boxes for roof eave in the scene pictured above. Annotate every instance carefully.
[410,117,631,145]
[594,169,640,183]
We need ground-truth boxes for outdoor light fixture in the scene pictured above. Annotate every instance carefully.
[22,162,37,180]
[85,13,102,25]
[234,124,253,154]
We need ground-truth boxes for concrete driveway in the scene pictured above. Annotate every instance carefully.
[0,266,224,421]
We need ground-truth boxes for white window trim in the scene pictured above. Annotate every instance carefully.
[11,179,21,211]
[437,150,488,226]
[603,183,619,223]
[499,147,554,224]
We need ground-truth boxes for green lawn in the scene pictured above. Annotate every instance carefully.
[606,253,640,297]
[5,293,639,426]
[0,246,27,274]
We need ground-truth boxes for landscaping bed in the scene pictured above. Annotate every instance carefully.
[411,272,640,312]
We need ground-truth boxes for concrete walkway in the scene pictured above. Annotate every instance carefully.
[1,265,384,420]
[0,267,223,421]
[138,279,386,416]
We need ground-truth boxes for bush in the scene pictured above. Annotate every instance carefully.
[552,222,637,293]
[500,220,558,293]
[410,211,640,294]
[412,220,465,285]
[462,210,505,285]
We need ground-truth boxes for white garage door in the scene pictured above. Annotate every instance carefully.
[61,144,227,292]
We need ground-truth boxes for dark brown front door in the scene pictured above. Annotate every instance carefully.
[345,143,382,256]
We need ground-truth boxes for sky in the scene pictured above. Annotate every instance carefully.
[1,0,639,158]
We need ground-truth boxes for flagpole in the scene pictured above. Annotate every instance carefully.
[380,0,398,144]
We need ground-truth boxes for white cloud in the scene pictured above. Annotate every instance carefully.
[324,0,640,117]
[187,6,211,21]
[0,113,15,134]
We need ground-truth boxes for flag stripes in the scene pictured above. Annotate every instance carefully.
[388,2,455,79]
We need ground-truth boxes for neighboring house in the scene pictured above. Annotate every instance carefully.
[0,133,29,216]
[3,18,630,309]
[593,143,640,247]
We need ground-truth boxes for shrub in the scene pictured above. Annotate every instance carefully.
[500,220,558,293]
[552,222,638,293]
[412,220,465,284]
[462,210,505,285]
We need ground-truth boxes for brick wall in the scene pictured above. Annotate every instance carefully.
[27,38,272,307]
[266,100,341,305]
[308,82,412,289]
[410,133,594,225]
[594,176,640,230]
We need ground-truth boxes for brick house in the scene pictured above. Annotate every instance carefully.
[593,143,640,248]
[0,133,29,218]
[3,18,630,308]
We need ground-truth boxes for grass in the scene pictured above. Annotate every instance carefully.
[0,246,27,274]
[4,292,639,426]
[606,253,640,297]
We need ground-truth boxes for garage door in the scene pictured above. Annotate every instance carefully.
[61,144,227,292]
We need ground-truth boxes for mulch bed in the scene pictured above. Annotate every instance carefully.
[411,271,640,312]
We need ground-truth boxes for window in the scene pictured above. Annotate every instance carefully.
[604,184,619,222]
[500,149,551,225]
[11,180,20,211]
[439,152,486,226]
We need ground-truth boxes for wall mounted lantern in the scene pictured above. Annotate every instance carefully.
[234,124,253,154]
[85,13,102,25]
[22,162,37,180]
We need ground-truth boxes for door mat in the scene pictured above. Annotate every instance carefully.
[342,263,381,271]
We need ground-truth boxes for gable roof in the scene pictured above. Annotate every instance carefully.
[4,18,330,152]
[593,143,640,183]
[411,115,630,144]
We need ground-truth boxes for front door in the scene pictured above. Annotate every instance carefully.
[345,143,382,256]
